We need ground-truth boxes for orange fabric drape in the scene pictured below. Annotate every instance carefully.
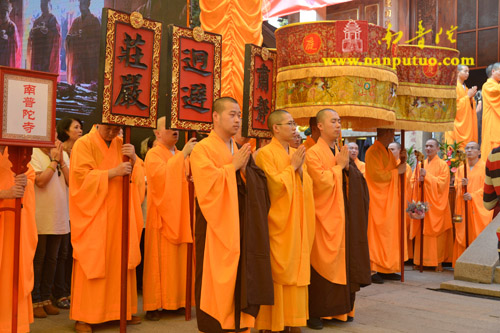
[200,0,263,105]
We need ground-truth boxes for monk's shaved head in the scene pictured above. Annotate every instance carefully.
[156,116,166,130]
[465,141,480,150]
[457,65,468,72]
[213,96,238,115]
[486,64,493,78]
[267,109,290,133]
[492,62,500,71]
[427,137,440,148]
[316,108,338,124]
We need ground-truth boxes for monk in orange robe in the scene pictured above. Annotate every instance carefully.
[365,129,408,284]
[481,62,500,161]
[69,124,145,332]
[348,142,365,176]
[142,117,197,320]
[190,97,256,332]
[0,146,37,333]
[303,117,320,150]
[305,109,371,329]
[255,110,315,333]
[453,141,493,265]
[411,138,453,271]
[445,65,477,147]
[388,142,414,259]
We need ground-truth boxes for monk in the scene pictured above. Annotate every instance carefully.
[191,96,273,333]
[303,117,320,150]
[388,142,414,259]
[27,0,61,73]
[481,62,500,161]
[255,110,315,333]
[453,142,493,265]
[69,124,145,332]
[445,65,477,147]
[65,0,100,84]
[142,117,197,320]
[348,142,365,176]
[290,130,302,149]
[0,1,20,68]
[0,146,37,333]
[305,109,371,329]
[365,129,408,284]
[411,138,453,271]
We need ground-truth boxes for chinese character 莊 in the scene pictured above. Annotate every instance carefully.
[117,32,147,69]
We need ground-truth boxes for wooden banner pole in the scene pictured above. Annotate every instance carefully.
[400,130,406,282]
[120,127,131,333]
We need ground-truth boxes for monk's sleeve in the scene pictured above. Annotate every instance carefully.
[305,149,342,196]
[424,162,451,235]
[128,156,145,269]
[255,147,295,204]
[69,138,109,279]
[146,150,192,244]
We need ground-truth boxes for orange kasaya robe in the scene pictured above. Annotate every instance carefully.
[401,162,414,259]
[69,130,145,324]
[254,137,315,332]
[481,78,500,161]
[445,80,477,147]
[303,135,316,150]
[452,160,493,265]
[190,130,254,331]
[0,148,37,333]
[410,157,453,267]
[365,141,408,273]
[305,137,345,285]
[143,143,193,311]
[354,158,365,176]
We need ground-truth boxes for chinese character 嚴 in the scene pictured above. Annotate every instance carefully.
[114,74,148,110]
[23,109,35,120]
[181,83,210,114]
[256,63,270,93]
[23,122,35,133]
[118,32,147,69]
[23,84,36,95]
[182,49,211,77]
[23,97,36,108]
[378,23,403,49]
[255,96,269,125]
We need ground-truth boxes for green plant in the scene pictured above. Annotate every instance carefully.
[440,140,463,176]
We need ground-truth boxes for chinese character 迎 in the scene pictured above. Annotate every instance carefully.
[23,84,36,95]
[182,49,211,77]
[23,122,35,133]
[256,63,270,93]
[23,97,36,108]
[117,32,147,69]
[23,109,35,120]
[255,96,269,125]
[181,83,210,113]
[114,74,148,110]
[378,23,403,49]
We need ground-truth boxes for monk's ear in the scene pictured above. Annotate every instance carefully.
[317,122,323,132]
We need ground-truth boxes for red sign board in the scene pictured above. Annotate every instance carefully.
[0,66,57,147]
[242,44,276,139]
[99,9,162,128]
[166,25,222,132]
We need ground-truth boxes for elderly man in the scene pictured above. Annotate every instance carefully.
[453,142,493,265]
[69,124,145,332]
[411,138,453,271]
[348,142,365,176]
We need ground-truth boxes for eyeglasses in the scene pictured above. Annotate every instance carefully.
[276,121,296,127]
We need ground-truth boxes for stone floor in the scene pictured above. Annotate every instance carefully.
[31,266,500,333]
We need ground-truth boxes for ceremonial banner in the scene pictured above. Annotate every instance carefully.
[392,45,458,131]
[275,20,397,129]
[0,66,57,147]
[166,25,222,132]
[98,8,162,128]
[242,44,276,139]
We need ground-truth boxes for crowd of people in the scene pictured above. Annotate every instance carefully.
[1,63,500,333]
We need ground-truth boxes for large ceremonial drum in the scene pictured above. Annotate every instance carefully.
[275,20,397,128]
[392,45,459,131]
